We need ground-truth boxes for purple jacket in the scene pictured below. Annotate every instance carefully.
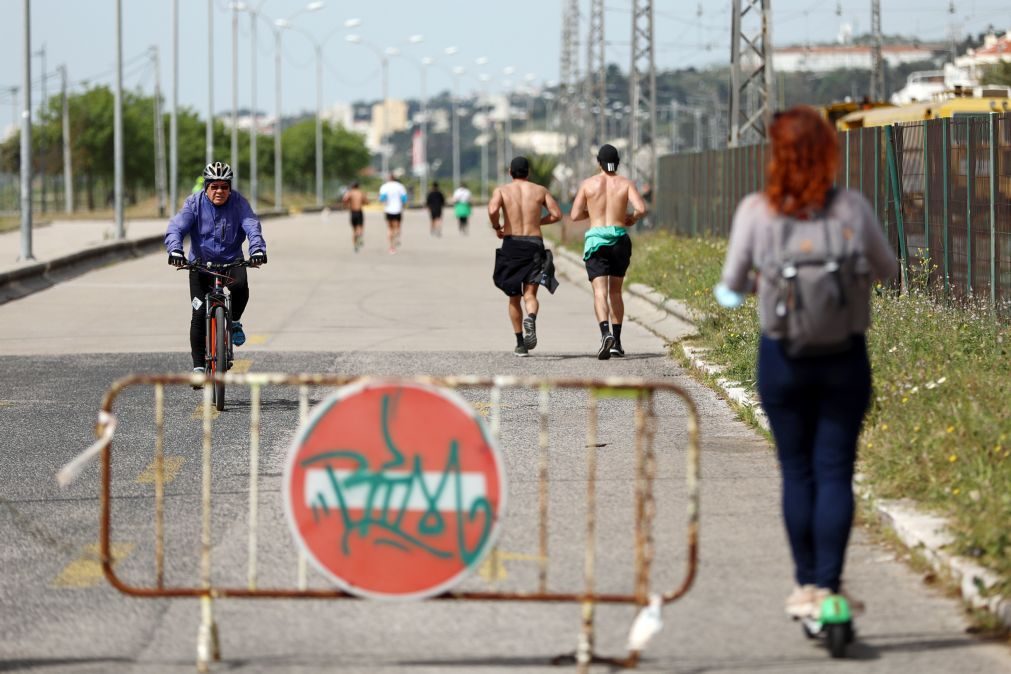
[164,190,266,263]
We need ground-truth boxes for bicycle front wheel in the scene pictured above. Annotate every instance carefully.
[211,306,227,411]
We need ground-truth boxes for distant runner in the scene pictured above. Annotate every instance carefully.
[570,144,646,359]
[426,182,446,237]
[341,181,367,252]
[379,174,408,254]
[452,184,473,234]
[488,156,562,357]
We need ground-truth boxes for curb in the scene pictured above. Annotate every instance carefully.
[0,234,165,306]
[550,242,1011,629]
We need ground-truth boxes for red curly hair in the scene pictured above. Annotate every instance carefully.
[765,106,840,218]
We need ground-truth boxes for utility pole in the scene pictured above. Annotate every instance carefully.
[559,0,580,198]
[231,2,239,190]
[629,0,657,188]
[114,0,124,239]
[870,0,884,101]
[152,47,167,217]
[249,9,258,209]
[19,0,33,261]
[729,0,775,147]
[206,0,214,164]
[170,0,179,212]
[586,0,606,150]
[59,65,73,214]
[35,43,46,213]
[274,27,283,209]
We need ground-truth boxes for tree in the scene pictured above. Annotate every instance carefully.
[983,62,1011,87]
[527,154,558,189]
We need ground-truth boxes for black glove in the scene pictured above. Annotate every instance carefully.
[168,250,186,268]
[250,251,267,267]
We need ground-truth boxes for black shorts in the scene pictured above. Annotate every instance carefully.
[385,212,402,223]
[429,207,443,219]
[350,210,363,227]
[585,235,632,281]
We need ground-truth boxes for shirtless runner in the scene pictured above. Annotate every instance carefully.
[488,156,562,356]
[570,144,647,359]
[341,181,367,252]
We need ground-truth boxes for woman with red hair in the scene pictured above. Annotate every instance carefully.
[717,106,897,620]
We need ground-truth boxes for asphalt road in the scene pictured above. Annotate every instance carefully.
[0,210,1008,673]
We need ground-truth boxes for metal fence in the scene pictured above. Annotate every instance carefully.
[655,112,1011,305]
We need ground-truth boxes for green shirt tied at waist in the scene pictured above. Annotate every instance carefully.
[583,225,629,260]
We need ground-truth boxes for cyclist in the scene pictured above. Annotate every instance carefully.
[165,162,267,379]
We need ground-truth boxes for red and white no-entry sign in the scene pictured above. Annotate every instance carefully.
[283,380,507,600]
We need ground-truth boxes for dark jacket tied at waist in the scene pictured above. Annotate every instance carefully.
[493,236,559,296]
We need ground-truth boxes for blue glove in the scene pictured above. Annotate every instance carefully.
[713,282,745,309]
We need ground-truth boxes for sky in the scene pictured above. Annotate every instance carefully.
[0,0,1007,129]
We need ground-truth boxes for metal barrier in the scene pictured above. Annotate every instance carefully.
[66,372,701,672]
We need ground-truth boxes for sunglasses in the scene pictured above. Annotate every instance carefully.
[207,183,231,192]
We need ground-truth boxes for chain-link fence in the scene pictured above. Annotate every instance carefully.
[655,112,1011,306]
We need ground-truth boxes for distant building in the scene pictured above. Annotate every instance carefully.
[510,130,567,156]
[322,102,354,130]
[765,44,940,73]
[955,30,1011,82]
[367,99,407,151]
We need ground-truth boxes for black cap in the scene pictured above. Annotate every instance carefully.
[597,144,620,172]
[509,156,530,178]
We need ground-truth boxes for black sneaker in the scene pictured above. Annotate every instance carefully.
[597,334,615,360]
[522,316,537,350]
[610,343,625,357]
[514,344,529,357]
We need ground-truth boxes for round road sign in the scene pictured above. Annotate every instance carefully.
[283,380,507,599]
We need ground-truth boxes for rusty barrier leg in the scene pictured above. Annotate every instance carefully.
[197,385,220,673]
[72,373,701,672]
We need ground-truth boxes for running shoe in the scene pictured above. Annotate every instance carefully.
[514,344,529,357]
[609,343,625,357]
[597,334,615,360]
[522,316,537,350]
[388,247,397,255]
[231,321,246,346]
[191,366,205,390]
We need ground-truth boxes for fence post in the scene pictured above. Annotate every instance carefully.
[874,127,882,233]
[922,120,930,271]
[845,131,851,189]
[989,112,997,309]
[966,120,974,296]
[885,124,910,290]
[941,117,950,297]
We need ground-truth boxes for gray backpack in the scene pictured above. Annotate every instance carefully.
[762,193,872,358]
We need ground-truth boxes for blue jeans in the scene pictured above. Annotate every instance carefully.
[757,334,871,592]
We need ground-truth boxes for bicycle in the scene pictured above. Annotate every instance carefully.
[179,259,256,411]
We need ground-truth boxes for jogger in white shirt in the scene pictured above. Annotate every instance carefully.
[379,174,409,254]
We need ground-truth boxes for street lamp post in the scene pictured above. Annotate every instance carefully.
[19,0,33,260]
[346,35,394,177]
[450,66,463,189]
[231,2,239,189]
[170,0,178,212]
[206,0,213,165]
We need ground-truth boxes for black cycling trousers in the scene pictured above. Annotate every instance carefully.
[189,267,249,368]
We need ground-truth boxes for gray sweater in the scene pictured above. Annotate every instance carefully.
[720,189,898,339]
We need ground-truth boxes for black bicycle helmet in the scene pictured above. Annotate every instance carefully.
[203,161,233,183]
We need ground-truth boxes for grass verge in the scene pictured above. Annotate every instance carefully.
[622,230,1011,598]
